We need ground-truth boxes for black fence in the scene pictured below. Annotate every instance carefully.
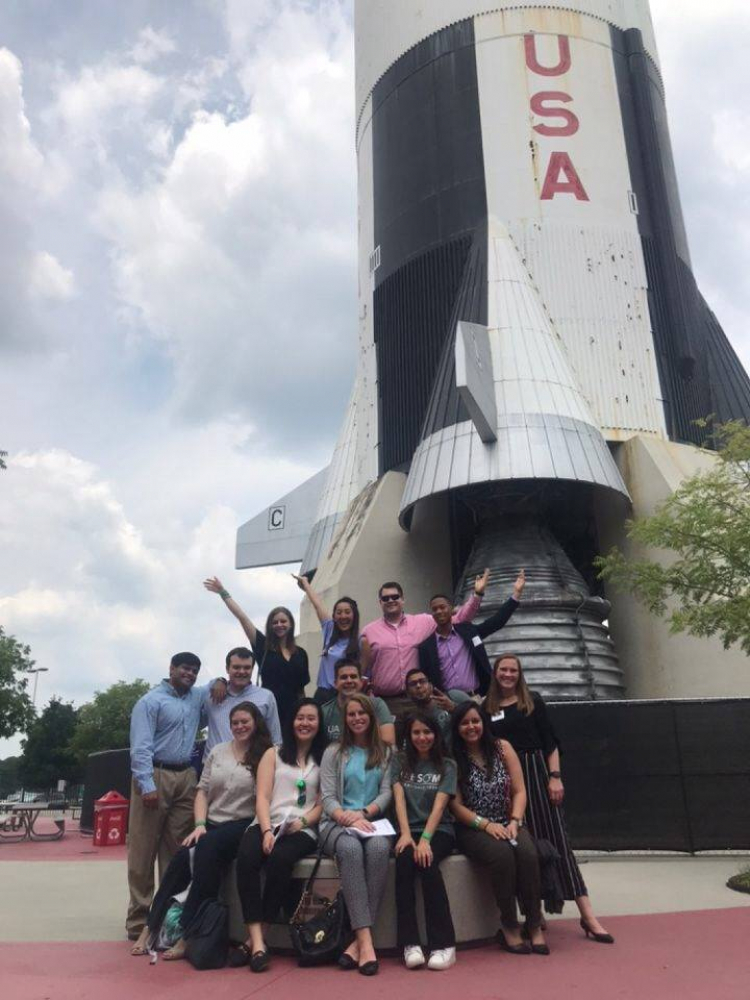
[548,698,750,852]
[81,699,750,851]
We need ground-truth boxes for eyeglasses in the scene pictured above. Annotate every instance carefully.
[296,778,306,807]
[379,593,401,603]
[406,677,428,687]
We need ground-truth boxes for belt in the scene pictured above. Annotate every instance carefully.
[153,760,192,772]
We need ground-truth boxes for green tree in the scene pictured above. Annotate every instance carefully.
[596,420,750,653]
[0,450,6,470]
[68,679,150,764]
[19,698,81,788]
[0,627,36,739]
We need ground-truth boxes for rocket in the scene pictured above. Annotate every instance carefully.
[237,0,750,700]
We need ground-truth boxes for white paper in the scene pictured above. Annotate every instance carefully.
[273,814,296,841]
[344,818,396,839]
[472,635,483,647]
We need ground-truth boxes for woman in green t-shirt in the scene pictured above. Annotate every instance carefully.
[392,712,457,971]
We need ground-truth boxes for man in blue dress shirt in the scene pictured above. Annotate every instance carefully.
[127,651,206,942]
[204,647,281,751]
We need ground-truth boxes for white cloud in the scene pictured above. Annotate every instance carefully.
[55,63,163,134]
[0,47,44,186]
[29,251,76,301]
[131,27,177,65]
[93,2,357,444]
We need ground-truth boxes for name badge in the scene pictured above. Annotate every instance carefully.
[471,635,483,647]
[491,711,505,722]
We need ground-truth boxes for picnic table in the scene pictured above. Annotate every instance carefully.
[0,802,66,843]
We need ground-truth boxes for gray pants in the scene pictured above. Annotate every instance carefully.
[326,831,392,931]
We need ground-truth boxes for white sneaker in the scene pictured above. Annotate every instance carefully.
[403,945,426,969]
[427,947,456,971]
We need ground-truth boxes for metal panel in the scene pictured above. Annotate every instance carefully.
[355,0,661,126]
[455,321,497,442]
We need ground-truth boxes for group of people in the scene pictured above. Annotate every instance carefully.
[126,568,613,975]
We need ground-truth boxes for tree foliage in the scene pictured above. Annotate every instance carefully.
[0,626,36,739]
[596,420,750,654]
[0,450,6,470]
[68,679,150,764]
[19,698,81,788]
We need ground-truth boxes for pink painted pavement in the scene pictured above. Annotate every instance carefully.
[2,908,748,1000]
[0,818,127,862]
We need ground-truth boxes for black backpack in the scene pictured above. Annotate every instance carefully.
[183,899,229,970]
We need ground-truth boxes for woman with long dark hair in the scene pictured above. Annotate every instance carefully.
[204,575,310,729]
[235,698,327,972]
[320,693,394,976]
[450,701,548,955]
[294,574,361,703]
[392,712,457,970]
[484,653,613,943]
[132,701,272,959]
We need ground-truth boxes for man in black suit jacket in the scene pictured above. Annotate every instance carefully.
[417,570,525,698]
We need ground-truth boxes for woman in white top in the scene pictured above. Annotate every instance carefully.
[235,697,327,972]
[133,701,272,958]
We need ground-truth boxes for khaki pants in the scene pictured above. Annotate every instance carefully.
[126,767,196,937]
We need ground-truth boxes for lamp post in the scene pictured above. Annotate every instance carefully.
[28,667,49,707]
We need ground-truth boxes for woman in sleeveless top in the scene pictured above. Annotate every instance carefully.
[450,701,548,955]
[484,654,613,943]
[235,698,327,972]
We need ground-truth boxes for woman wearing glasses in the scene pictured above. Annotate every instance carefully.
[235,698,327,972]
[320,693,394,976]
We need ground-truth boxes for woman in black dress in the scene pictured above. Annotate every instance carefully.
[205,576,310,730]
[484,653,613,943]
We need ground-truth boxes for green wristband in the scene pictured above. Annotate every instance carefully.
[219,589,231,599]
[420,831,433,842]
[471,814,484,830]
[194,820,207,828]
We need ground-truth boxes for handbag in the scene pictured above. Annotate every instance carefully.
[183,899,229,970]
[289,828,349,967]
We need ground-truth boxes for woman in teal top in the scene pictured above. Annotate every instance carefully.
[320,693,393,976]
[392,712,457,971]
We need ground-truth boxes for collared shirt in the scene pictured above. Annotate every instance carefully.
[204,682,282,751]
[362,594,482,696]
[436,628,479,692]
[316,619,360,691]
[130,680,207,795]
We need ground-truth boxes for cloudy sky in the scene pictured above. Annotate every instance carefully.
[1,0,748,757]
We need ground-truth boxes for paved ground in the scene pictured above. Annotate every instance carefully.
[2,827,749,999]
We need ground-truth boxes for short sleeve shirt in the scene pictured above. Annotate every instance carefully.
[322,696,393,742]
[316,620,359,690]
[198,741,257,825]
[390,756,457,835]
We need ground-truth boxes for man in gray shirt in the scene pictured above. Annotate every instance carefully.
[206,647,282,749]
[322,657,395,745]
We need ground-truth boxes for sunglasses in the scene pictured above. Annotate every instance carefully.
[379,593,401,602]
[296,778,306,807]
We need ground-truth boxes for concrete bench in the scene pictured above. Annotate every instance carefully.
[222,852,499,950]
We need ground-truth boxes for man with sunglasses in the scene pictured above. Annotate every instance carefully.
[361,571,490,715]
[127,651,206,944]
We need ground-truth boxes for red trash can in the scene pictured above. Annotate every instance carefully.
[93,790,130,846]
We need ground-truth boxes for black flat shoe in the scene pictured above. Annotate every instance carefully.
[496,929,530,955]
[531,943,550,955]
[580,919,614,944]
[338,953,358,970]
[249,950,270,972]
[227,943,251,967]
[358,960,379,976]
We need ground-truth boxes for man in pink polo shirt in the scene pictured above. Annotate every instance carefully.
[361,569,490,713]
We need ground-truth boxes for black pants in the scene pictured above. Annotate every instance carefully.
[456,825,542,930]
[236,824,316,924]
[395,830,456,951]
[147,817,252,933]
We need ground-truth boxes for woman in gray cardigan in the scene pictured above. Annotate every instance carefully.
[320,692,393,976]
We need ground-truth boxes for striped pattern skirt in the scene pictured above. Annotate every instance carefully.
[519,749,587,900]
